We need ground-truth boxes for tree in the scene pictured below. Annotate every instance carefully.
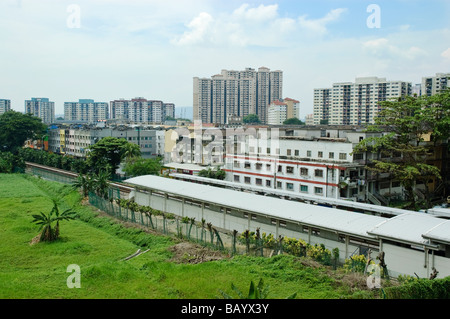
[283,117,304,125]
[72,174,93,198]
[198,167,226,180]
[122,142,141,162]
[0,111,47,153]
[243,114,261,124]
[31,200,76,242]
[86,137,132,176]
[353,89,450,210]
[123,157,162,177]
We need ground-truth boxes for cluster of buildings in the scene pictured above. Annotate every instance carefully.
[166,124,448,206]
[312,73,449,125]
[1,97,176,125]
[193,67,286,125]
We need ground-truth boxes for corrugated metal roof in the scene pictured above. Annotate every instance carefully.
[422,220,450,245]
[124,175,385,239]
[124,175,450,246]
[367,213,449,247]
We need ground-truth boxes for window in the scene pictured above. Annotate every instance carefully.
[329,152,334,159]
[234,175,240,182]
[300,185,308,192]
[277,181,282,189]
[300,168,308,176]
[354,153,363,160]
[314,187,323,195]
[287,149,291,156]
[256,178,262,186]
[278,165,282,173]
[245,162,251,169]
[266,164,271,171]
[233,161,240,168]
[266,180,271,187]
[255,163,262,170]
[267,148,271,154]
[295,150,299,156]
[339,153,347,160]
[318,151,323,158]
[286,166,294,174]
[307,150,311,157]
[244,176,251,184]
[315,169,323,177]
[286,183,294,190]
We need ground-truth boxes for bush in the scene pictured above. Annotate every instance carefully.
[383,277,450,299]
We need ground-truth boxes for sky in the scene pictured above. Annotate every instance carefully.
[1,0,449,119]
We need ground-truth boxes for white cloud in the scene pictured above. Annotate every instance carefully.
[172,12,214,45]
[171,5,348,47]
[298,8,347,35]
[441,48,450,59]
[362,38,427,60]
[232,3,278,22]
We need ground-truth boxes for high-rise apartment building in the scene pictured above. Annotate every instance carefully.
[110,97,175,123]
[25,97,55,124]
[421,73,450,96]
[64,99,109,123]
[193,67,283,124]
[267,100,287,125]
[313,77,412,125]
[0,99,11,115]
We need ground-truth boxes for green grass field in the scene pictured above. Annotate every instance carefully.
[0,173,378,299]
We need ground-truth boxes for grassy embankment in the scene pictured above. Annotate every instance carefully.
[0,173,379,299]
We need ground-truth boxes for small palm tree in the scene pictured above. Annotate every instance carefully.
[92,170,110,199]
[31,200,76,242]
[72,174,93,198]
[219,278,297,299]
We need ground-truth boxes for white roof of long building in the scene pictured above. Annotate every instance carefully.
[124,175,450,247]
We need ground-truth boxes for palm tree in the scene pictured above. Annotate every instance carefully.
[72,174,93,198]
[92,170,110,199]
[123,142,141,162]
[31,200,76,242]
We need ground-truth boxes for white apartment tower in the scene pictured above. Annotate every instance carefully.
[25,97,55,124]
[314,77,412,125]
[421,73,450,96]
[110,98,175,123]
[64,99,109,123]
[0,99,11,115]
[193,67,283,124]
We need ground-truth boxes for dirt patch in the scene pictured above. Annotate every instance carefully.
[29,234,41,246]
[168,242,229,264]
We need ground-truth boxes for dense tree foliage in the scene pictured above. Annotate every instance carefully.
[86,137,139,176]
[123,157,162,177]
[283,117,304,125]
[0,111,47,153]
[198,167,226,180]
[353,88,450,210]
[243,114,261,124]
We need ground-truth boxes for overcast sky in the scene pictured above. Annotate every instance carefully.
[1,0,449,118]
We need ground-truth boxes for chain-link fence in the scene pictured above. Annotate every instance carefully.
[88,192,283,257]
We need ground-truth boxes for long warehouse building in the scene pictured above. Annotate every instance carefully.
[124,175,450,279]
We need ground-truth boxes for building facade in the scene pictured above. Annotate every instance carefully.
[110,97,175,123]
[48,125,165,159]
[313,77,412,125]
[64,99,109,123]
[193,67,283,125]
[421,73,450,96]
[25,97,55,124]
[0,99,11,115]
